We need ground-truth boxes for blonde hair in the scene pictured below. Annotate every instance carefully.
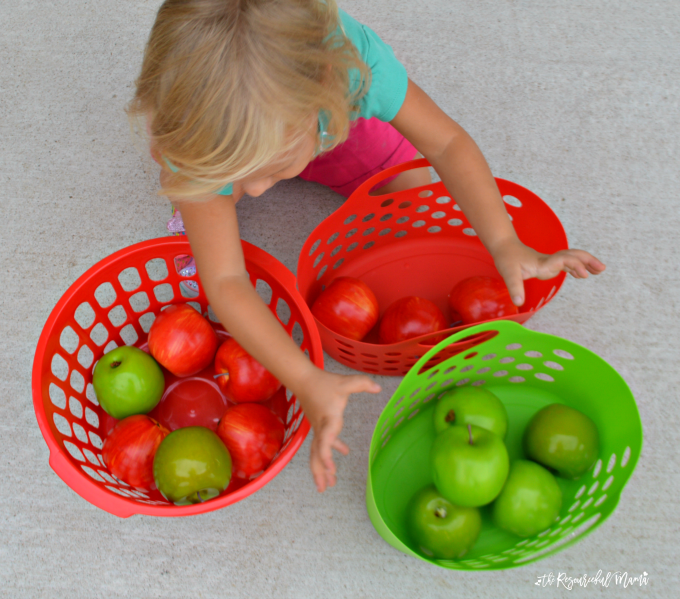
[128,0,370,198]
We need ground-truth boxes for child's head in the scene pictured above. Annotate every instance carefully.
[128,0,370,198]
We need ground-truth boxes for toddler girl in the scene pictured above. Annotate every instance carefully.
[128,0,605,492]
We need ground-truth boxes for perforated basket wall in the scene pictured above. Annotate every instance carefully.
[366,320,643,570]
[297,159,569,376]
[32,237,322,518]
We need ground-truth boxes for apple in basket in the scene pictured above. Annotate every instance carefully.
[523,403,600,479]
[148,304,218,377]
[92,345,165,419]
[213,338,281,403]
[153,427,232,505]
[378,296,447,344]
[217,404,285,479]
[102,415,169,491]
[492,460,563,537]
[431,424,509,507]
[433,387,508,439]
[407,486,482,560]
[448,276,518,325]
[311,277,379,341]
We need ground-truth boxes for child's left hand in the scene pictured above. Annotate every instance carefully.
[490,238,606,307]
[293,368,381,493]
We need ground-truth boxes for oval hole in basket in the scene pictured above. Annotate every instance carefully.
[145,258,169,281]
[308,239,321,256]
[108,305,127,327]
[78,345,94,368]
[398,201,412,209]
[118,267,142,292]
[276,298,291,325]
[49,384,67,409]
[326,232,339,245]
[59,326,80,354]
[256,279,273,305]
[380,199,394,207]
[503,195,522,208]
[74,302,96,330]
[94,282,117,309]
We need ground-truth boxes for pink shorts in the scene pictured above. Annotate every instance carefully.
[298,117,418,197]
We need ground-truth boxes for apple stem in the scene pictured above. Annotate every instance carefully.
[197,492,204,503]
[213,372,229,379]
[110,361,121,369]
[468,424,473,445]
[445,409,456,423]
[435,507,447,519]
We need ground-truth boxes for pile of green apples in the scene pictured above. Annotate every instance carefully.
[406,388,600,560]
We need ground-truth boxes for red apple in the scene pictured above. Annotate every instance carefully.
[148,303,218,377]
[216,404,285,479]
[378,296,448,344]
[214,338,281,403]
[102,415,169,491]
[311,277,379,341]
[448,276,519,325]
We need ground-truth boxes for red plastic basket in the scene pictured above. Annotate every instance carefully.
[32,237,322,517]
[297,159,568,376]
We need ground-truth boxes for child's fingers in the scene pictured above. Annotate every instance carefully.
[345,375,381,395]
[498,263,526,306]
[332,438,350,456]
[585,255,606,274]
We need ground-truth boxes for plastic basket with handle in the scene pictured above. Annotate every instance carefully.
[297,159,569,376]
[32,237,322,517]
[366,320,642,569]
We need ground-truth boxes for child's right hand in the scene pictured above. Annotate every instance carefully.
[294,368,381,493]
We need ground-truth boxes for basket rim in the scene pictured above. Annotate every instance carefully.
[365,320,643,570]
[32,236,321,517]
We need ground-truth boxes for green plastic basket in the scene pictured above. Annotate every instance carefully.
[366,321,642,570]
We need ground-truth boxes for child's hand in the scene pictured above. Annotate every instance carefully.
[491,238,606,306]
[295,368,381,493]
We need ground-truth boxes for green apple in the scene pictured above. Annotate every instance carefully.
[406,486,482,559]
[523,403,600,479]
[431,424,509,507]
[492,460,562,537]
[93,346,165,419]
[433,387,508,438]
[153,427,232,505]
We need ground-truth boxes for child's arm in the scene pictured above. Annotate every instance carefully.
[391,80,605,305]
[164,172,381,492]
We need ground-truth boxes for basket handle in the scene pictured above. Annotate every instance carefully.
[48,449,138,518]
[349,157,432,203]
[409,320,522,377]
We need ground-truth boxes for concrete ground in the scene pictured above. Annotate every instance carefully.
[1,0,678,596]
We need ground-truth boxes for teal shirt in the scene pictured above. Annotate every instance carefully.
[166,8,408,196]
